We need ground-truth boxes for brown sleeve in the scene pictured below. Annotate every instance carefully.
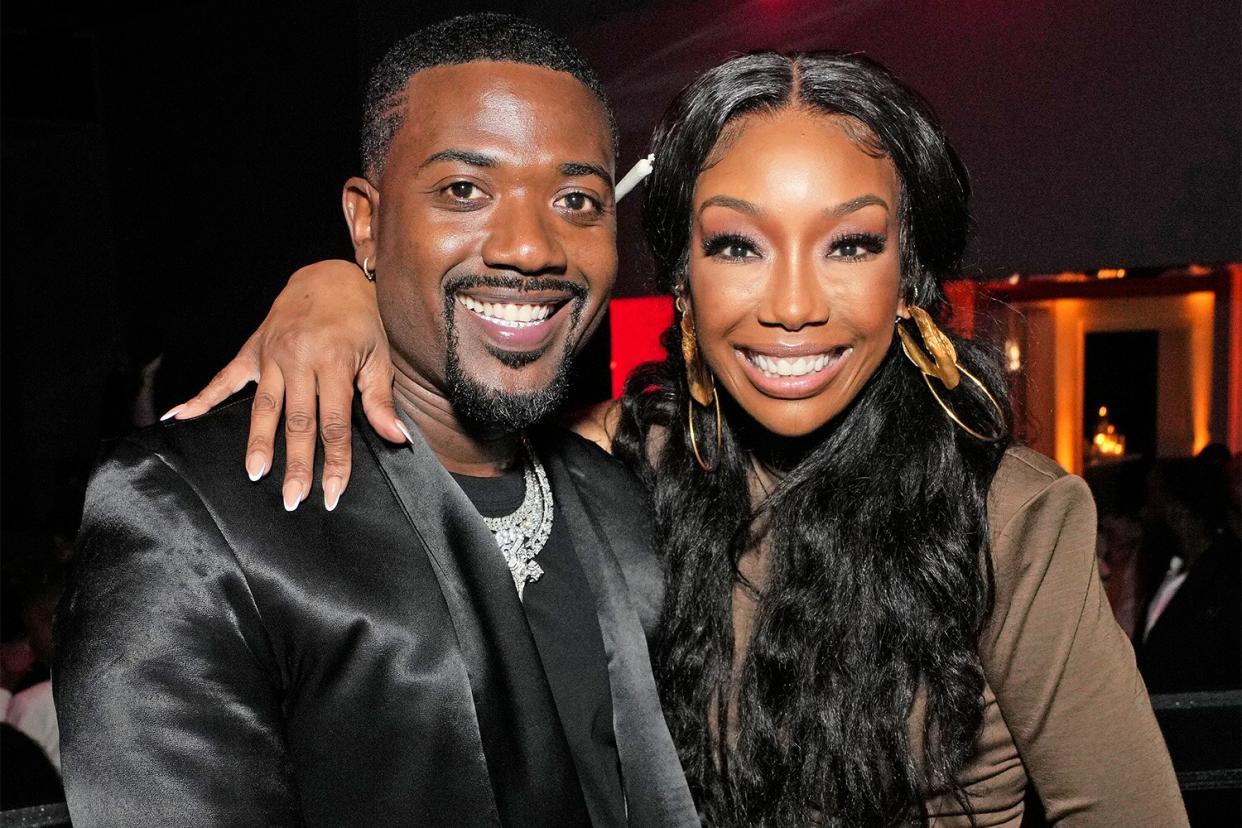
[981,469,1188,826]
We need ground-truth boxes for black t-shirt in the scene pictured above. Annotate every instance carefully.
[452,463,626,827]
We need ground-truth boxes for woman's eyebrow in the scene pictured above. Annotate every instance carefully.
[697,194,761,218]
[826,194,889,218]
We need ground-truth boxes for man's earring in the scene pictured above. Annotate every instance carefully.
[361,256,376,282]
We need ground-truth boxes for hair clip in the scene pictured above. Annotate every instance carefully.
[615,153,655,201]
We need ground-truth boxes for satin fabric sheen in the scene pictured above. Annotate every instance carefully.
[55,399,697,827]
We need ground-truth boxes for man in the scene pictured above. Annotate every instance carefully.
[54,14,696,827]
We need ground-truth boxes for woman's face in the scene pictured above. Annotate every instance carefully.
[686,108,904,438]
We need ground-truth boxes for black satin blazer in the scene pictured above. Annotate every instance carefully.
[55,400,697,827]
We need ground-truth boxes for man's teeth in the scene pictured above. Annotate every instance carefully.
[748,351,840,378]
[458,295,555,328]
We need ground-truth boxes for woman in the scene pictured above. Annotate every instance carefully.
[174,52,1185,826]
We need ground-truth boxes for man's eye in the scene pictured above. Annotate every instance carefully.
[446,181,484,200]
[556,191,601,213]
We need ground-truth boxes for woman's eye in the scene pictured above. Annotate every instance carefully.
[702,234,760,261]
[555,191,602,215]
[828,233,886,260]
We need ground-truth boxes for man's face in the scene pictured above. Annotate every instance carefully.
[354,61,616,431]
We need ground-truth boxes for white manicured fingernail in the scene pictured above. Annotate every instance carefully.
[395,420,413,444]
[246,452,268,482]
[282,480,304,512]
[324,478,342,512]
[160,405,185,422]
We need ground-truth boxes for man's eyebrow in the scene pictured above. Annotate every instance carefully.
[826,194,889,218]
[697,195,761,218]
[560,161,613,186]
[419,149,496,169]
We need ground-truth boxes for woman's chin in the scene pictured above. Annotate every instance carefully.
[733,396,843,440]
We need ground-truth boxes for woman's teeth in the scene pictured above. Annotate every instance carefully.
[458,295,555,328]
[747,350,841,378]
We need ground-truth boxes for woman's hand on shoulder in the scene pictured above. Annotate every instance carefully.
[164,259,406,511]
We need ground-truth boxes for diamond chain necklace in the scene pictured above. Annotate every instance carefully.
[480,444,553,599]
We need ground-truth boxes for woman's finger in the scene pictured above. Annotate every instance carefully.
[246,360,285,483]
[317,364,356,512]
[279,364,318,511]
[167,339,261,421]
[358,345,405,445]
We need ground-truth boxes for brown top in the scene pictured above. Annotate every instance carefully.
[731,447,1188,826]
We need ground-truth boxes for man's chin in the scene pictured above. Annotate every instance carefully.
[484,342,548,370]
[445,358,572,433]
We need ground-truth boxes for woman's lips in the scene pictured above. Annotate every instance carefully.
[456,294,570,351]
[734,345,853,399]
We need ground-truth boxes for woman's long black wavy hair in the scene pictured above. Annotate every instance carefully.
[612,51,1013,826]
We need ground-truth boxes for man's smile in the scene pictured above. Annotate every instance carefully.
[457,295,557,328]
[449,280,584,354]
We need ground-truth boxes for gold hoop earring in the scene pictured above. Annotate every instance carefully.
[897,307,1006,442]
[677,295,715,407]
[677,293,722,469]
[687,376,723,472]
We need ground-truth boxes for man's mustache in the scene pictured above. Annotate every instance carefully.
[443,274,588,301]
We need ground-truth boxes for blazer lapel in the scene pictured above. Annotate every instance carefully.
[538,432,700,827]
[362,413,583,827]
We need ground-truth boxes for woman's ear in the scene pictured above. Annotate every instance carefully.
[674,279,694,315]
[342,177,379,268]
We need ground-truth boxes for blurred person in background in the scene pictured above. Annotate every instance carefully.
[1139,447,1242,693]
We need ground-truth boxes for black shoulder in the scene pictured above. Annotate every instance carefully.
[536,425,648,493]
[116,396,257,477]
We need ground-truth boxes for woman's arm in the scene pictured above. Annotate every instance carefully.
[167,260,402,511]
[981,451,1188,825]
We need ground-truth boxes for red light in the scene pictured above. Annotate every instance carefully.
[609,296,674,398]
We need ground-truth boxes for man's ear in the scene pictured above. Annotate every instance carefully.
[342,177,379,268]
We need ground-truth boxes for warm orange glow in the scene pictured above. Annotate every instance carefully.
[1230,264,1242,452]
[1052,299,1085,473]
[1008,266,1232,466]
[1097,268,1126,279]
[1005,339,1022,372]
[1185,291,1215,454]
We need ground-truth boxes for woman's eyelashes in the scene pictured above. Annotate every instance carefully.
[700,230,887,262]
[828,231,886,261]
[701,232,762,261]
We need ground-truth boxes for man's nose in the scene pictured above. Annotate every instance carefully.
[756,254,830,331]
[480,194,568,276]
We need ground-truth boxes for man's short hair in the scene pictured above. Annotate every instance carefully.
[361,13,619,178]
